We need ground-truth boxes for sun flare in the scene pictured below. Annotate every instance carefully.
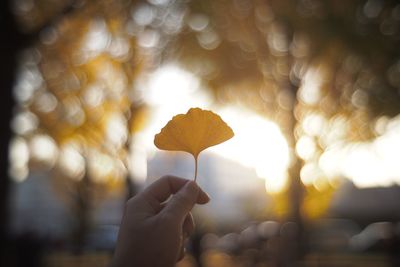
[208,108,290,194]
[140,64,291,194]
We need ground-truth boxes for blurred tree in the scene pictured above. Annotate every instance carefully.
[7,0,194,253]
[0,0,83,260]
[158,0,400,262]
[4,0,400,263]
[7,0,152,251]
[0,1,19,261]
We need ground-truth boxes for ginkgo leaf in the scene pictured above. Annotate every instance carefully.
[154,107,234,181]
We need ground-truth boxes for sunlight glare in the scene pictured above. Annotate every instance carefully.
[319,115,400,188]
[302,113,326,136]
[300,162,326,191]
[139,64,290,194]
[296,135,316,160]
[129,134,148,183]
[140,64,212,150]
[209,108,290,194]
[143,64,200,106]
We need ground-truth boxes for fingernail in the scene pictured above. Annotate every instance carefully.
[201,190,210,202]
[186,181,210,202]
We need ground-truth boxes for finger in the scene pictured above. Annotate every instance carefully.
[143,176,187,203]
[152,202,166,214]
[178,219,192,263]
[142,176,210,211]
[197,188,211,205]
[183,212,195,237]
[177,244,185,262]
[162,181,200,221]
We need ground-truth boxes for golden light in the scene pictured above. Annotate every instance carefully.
[301,113,326,137]
[142,64,201,106]
[82,19,111,56]
[296,135,316,160]
[209,108,290,194]
[298,63,400,189]
[139,64,212,150]
[319,115,400,188]
[300,162,329,191]
[139,64,291,194]
[133,64,211,183]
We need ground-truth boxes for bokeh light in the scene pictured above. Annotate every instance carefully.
[319,115,400,188]
[4,0,400,266]
[209,108,290,194]
[138,64,290,194]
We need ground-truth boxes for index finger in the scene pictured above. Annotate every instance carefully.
[142,175,210,207]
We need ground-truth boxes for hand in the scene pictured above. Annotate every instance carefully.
[110,175,210,267]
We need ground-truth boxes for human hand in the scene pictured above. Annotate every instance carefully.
[110,175,210,267]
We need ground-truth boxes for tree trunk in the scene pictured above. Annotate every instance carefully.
[285,88,305,262]
[0,0,81,258]
[72,169,92,253]
[0,0,21,263]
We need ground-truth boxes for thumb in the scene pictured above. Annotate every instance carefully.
[162,181,199,222]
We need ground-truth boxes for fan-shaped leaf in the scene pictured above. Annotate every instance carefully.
[154,107,234,180]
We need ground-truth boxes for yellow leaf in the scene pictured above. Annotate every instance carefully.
[154,107,234,180]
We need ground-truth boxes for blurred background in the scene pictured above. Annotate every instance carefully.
[1,0,400,266]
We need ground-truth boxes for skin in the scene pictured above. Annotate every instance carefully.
[110,175,210,267]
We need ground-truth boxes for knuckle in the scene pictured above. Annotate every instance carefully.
[172,195,193,212]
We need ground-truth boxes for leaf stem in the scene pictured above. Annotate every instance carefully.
[194,158,198,182]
